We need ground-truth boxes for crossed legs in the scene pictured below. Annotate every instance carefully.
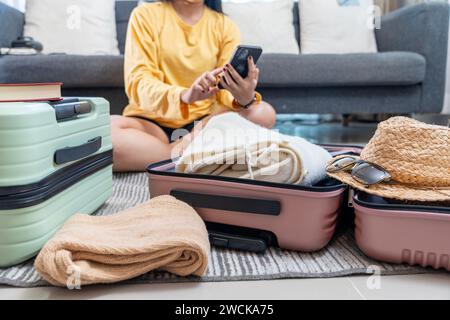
[111,101,277,172]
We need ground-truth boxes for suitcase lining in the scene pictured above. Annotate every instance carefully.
[354,192,450,214]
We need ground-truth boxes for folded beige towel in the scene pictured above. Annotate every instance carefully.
[34,196,210,287]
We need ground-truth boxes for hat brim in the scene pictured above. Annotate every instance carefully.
[327,159,450,203]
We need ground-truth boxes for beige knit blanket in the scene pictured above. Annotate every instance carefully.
[34,196,210,287]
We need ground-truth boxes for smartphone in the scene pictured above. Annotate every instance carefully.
[219,45,263,89]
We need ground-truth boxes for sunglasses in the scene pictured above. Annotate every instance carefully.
[326,156,392,187]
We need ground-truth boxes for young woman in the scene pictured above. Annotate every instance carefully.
[111,0,277,172]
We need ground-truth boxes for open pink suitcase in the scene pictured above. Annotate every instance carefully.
[353,192,450,271]
[147,145,362,253]
[148,144,450,271]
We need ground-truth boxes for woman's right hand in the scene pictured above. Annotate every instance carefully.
[181,68,223,104]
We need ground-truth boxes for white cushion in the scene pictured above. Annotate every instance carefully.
[24,0,119,55]
[299,0,378,54]
[223,0,300,54]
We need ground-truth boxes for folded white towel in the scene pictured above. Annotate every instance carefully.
[176,113,331,186]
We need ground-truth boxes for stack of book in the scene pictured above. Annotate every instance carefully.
[0,83,62,103]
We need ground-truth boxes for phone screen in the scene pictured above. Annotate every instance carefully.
[219,45,263,89]
[231,46,263,79]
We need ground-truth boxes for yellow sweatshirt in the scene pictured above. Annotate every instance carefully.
[123,2,240,128]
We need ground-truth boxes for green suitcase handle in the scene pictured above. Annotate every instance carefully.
[54,136,102,165]
[51,99,93,121]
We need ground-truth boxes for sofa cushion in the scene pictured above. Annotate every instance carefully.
[24,0,120,56]
[257,52,426,87]
[299,0,378,54]
[0,2,25,48]
[116,0,139,54]
[223,0,299,54]
[0,55,124,88]
[0,52,426,90]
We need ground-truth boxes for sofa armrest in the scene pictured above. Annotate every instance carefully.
[375,2,449,113]
[0,2,24,48]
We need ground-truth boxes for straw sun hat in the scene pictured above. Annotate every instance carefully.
[327,117,450,202]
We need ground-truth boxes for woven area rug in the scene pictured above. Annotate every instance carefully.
[0,173,432,288]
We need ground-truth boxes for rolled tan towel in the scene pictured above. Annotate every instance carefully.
[34,195,210,287]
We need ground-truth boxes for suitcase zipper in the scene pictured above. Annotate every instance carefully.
[0,150,112,210]
[348,189,354,208]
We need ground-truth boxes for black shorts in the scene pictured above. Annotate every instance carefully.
[131,116,203,142]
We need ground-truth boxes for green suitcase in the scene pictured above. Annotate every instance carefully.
[0,98,113,267]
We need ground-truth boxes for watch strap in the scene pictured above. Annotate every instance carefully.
[233,92,262,110]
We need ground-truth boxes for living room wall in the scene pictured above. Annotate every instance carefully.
[0,0,24,11]
[374,0,424,12]
[445,0,450,114]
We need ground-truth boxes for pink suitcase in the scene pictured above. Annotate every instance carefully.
[147,145,362,253]
[353,192,450,271]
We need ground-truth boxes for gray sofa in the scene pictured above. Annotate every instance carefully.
[0,1,448,115]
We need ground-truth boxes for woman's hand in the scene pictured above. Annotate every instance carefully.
[181,68,222,104]
[219,56,259,107]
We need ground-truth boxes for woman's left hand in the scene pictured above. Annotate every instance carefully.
[219,56,259,107]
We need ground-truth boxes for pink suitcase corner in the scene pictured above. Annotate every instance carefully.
[353,192,450,271]
[147,145,363,253]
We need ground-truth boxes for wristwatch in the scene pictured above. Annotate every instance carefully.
[233,92,262,110]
